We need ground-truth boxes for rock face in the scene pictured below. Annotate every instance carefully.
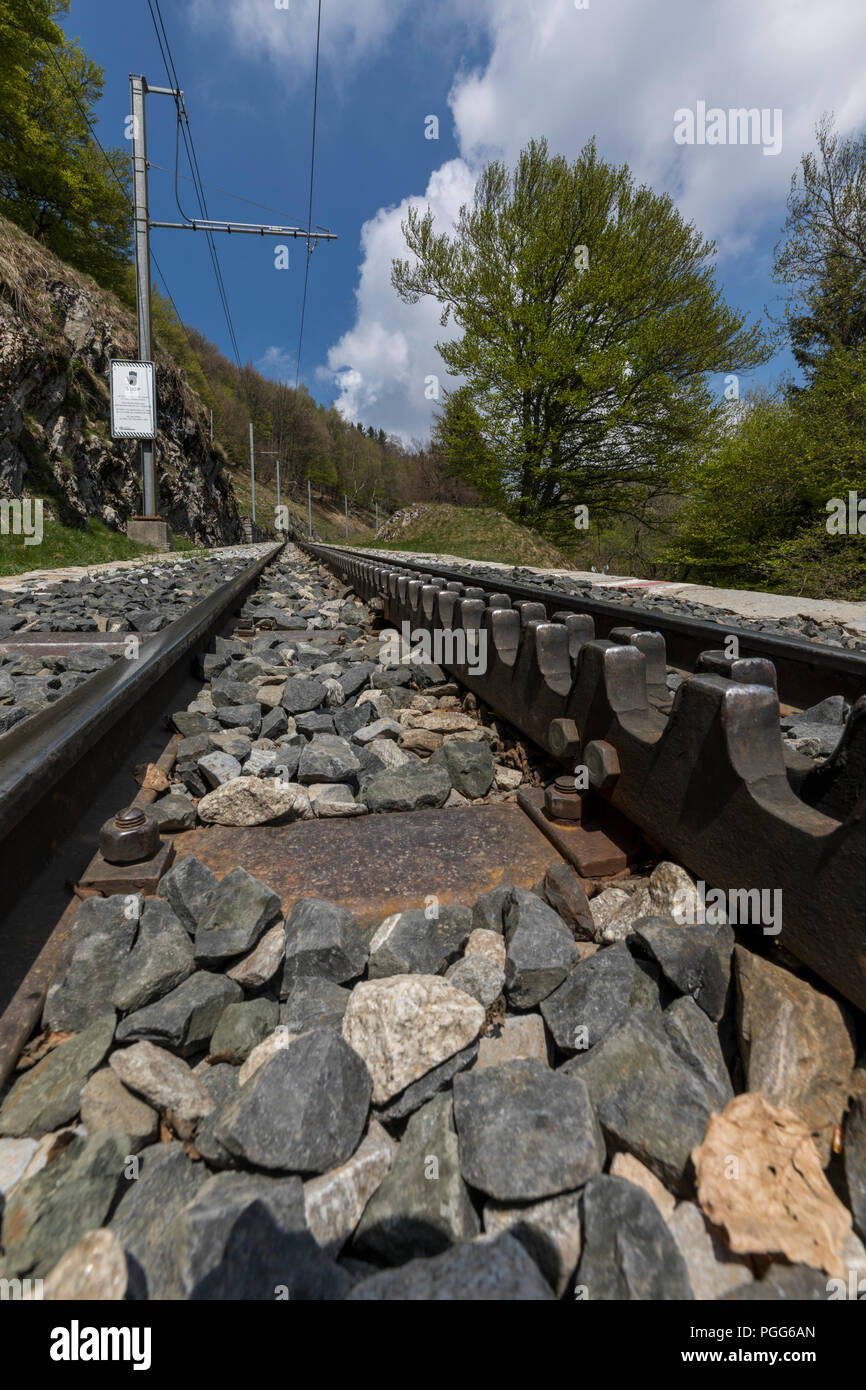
[2,1131,131,1279]
[367,907,471,979]
[304,1121,396,1257]
[282,898,368,988]
[0,213,242,541]
[564,1010,718,1192]
[503,888,578,1006]
[42,896,138,1032]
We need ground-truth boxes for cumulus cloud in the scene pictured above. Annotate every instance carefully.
[320,0,866,438]
[449,0,866,247]
[188,0,404,77]
[323,159,477,440]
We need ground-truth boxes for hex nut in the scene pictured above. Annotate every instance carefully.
[544,775,585,822]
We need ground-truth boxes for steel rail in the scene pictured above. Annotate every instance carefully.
[0,543,283,920]
[302,542,866,708]
[305,540,866,1014]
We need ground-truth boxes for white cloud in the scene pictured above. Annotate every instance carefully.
[256,346,295,380]
[188,0,404,77]
[321,0,866,437]
[323,159,478,441]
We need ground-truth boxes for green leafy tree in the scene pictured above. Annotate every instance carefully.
[774,114,866,378]
[392,137,768,540]
[432,385,504,503]
[0,0,132,294]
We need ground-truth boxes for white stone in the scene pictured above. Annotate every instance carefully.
[494,766,523,789]
[309,783,366,817]
[474,1015,549,1070]
[109,1041,214,1140]
[610,1152,677,1221]
[0,1136,39,1199]
[483,1191,581,1297]
[403,711,478,733]
[589,886,632,941]
[245,748,278,776]
[464,928,507,970]
[354,718,404,745]
[342,975,485,1104]
[238,1027,293,1085]
[40,1229,128,1301]
[365,738,410,771]
[304,1120,397,1257]
[197,776,313,827]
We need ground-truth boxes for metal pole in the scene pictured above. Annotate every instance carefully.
[276,459,280,513]
[249,422,255,524]
[130,75,156,516]
[375,500,379,532]
[345,494,349,538]
[308,479,312,537]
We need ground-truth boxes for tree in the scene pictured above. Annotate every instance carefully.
[432,385,504,503]
[392,137,769,541]
[0,0,132,295]
[774,114,866,379]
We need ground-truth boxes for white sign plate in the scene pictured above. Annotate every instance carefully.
[110,360,156,439]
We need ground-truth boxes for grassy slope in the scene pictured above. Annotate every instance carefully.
[352,504,571,568]
[226,463,377,543]
[0,516,157,575]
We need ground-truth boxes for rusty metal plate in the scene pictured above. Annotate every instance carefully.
[166,803,563,928]
[78,839,175,895]
[518,787,631,877]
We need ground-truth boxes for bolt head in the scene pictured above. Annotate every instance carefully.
[584,740,621,791]
[548,717,580,761]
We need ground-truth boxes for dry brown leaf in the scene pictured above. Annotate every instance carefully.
[692,1092,851,1277]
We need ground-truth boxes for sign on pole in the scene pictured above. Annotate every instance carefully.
[110,360,156,440]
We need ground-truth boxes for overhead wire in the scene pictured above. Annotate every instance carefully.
[146,0,243,367]
[285,0,325,490]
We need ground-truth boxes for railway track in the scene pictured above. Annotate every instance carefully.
[302,540,866,1015]
[0,539,863,1303]
[0,544,283,1015]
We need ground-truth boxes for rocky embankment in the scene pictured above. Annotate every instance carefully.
[0,215,242,544]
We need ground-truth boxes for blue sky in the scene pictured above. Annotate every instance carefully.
[62,0,866,441]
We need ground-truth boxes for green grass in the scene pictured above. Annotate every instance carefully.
[351,504,571,568]
[0,515,156,575]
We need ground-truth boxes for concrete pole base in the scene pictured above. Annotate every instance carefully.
[127,517,174,551]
